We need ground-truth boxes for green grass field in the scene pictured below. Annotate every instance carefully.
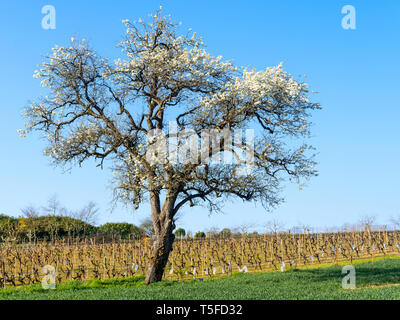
[1,257,400,300]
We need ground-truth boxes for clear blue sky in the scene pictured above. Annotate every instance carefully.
[0,0,399,233]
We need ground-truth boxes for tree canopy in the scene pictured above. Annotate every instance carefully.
[22,9,320,283]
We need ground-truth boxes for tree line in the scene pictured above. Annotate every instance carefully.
[0,213,149,242]
[0,195,150,242]
[0,196,239,243]
[0,211,248,243]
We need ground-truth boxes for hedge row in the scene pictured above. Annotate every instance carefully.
[0,214,146,242]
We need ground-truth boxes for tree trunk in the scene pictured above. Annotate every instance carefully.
[145,215,175,284]
[145,190,178,284]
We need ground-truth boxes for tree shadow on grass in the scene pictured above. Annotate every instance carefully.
[296,259,400,288]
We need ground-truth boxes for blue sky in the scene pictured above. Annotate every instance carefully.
[0,1,399,233]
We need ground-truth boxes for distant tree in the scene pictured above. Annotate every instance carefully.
[391,215,400,230]
[21,206,41,240]
[236,223,254,235]
[0,214,19,242]
[21,206,40,218]
[265,220,285,234]
[41,195,68,240]
[194,231,206,239]
[71,201,99,226]
[42,194,67,216]
[206,227,219,239]
[186,231,193,239]
[98,222,144,238]
[359,215,376,232]
[140,218,154,237]
[220,228,232,238]
[250,231,259,238]
[174,228,186,238]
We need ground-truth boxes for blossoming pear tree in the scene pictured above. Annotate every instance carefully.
[21,9,320,284]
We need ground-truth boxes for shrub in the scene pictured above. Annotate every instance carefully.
[175,228,186,238]
[98,222,145,239]
[194,231,206,239]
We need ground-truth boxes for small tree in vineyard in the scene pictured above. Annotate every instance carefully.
[21,9,320,284]
[174,228,186,238]
[194,231,206,239]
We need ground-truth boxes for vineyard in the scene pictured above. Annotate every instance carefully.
[1,228,399,288]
